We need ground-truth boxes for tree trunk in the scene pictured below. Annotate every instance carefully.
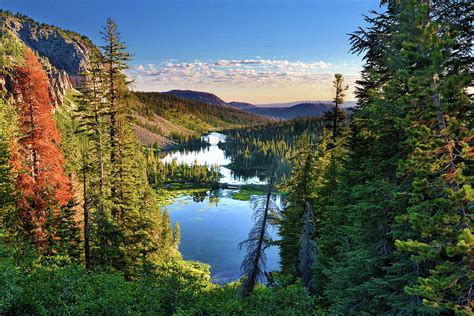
[333,96,339,141]
[82,166,91,270]
[245,178,273,296]
[429,76,466,228]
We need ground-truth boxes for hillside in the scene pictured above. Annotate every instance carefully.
[246,102,333,120]
[257,100,358,108]
[0,10,96,106]
[162,89,339,119]
[133,92,271,145]
[165,89,228,107]
[227,101,257,109]
[0,12,268,147]
[165,90,257,110]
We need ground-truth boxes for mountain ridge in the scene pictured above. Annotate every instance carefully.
[246,103,334,120]
[0,12,268,146]
[165,89,228,107]
[162,89,343,120]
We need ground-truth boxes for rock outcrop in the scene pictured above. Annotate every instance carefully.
[1,11,94,105]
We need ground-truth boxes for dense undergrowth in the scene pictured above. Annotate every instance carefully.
[0,245,322,315]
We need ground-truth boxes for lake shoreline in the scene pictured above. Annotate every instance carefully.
[160,132,280,283]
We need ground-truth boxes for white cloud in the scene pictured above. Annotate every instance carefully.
[127,58,360,100]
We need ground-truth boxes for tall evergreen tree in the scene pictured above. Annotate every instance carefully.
[278,131,317,276]
[319,1,472,314]
[10,49,79,255]
[78,138,91,269]
[329,74,348,141]
[74,19,162,276]
[172,222,181,251]
[98,19,157,276]
[0,92,20,246]
[317,2,416,313]
[75,50,110,206]
[161,209,173,252]
[299,202,317,291]
[100,18,131,166]
[391,1,473,313]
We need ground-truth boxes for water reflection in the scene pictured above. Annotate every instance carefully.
[192,191,207,203]
[161,132,267,185]
[168,190,280,283]
[162,132,280,283]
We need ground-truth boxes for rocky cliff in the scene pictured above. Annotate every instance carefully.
[1,11,94,105]
[0,11,268,147]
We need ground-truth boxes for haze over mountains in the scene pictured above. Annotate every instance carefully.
[256,100,358,108]
[165,89,355,120]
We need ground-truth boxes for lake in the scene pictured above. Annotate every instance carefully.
[162,132,280,283]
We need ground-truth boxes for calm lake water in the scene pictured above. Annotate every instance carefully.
[162,132,280,283]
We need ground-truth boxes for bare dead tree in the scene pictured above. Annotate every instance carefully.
[239,178,277,296]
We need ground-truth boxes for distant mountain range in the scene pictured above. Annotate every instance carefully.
[164,89,355,120]
[256,100,358,108]
[0,11,268,148]
[226,101,257,110]
[166,90,228,107]
[246,103,333,120]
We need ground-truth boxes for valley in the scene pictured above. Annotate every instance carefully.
[162,132,279,283]
[0,2,472,315]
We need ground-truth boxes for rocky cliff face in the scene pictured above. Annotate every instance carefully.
[41,59,75,106]
[1,12,94,105]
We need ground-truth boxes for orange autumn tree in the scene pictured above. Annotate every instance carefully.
[10,49,79,256]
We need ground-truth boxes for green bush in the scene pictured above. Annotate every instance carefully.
[0,246,323,315]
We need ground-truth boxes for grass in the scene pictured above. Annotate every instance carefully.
[231,184,267,201]
[155,183,213,207]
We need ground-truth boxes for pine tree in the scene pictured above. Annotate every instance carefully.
[318,2,422,313]
[328,74,348,141]
[100,18,131,205]
[99,19,150,275]
[74,49,120,268]
[0,92,20,245]
[278,131,317,276]
[299,202,317,291]
[161,208,173,254]
[53,200,81,259]
[75,49,110,205]
[10,49,79,255]
[320,1,473,314]
[73,18,160,276]
[78,138,91,269]
[391,1,473,313]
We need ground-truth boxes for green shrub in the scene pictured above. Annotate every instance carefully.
[0,245,323,315]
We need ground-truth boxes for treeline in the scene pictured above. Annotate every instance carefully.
[164,134,211,151]
[145,149,220,187]
[134,91,270,133]
[273,1,472,315]
[0,17,320,314]
[221,117,326,179]
[0,18,180,278]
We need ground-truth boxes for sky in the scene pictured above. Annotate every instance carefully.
[2,0,381,103]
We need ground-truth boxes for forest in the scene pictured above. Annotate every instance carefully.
[133,91,271,145]
[220,117,327,180]
[0,0,472,315]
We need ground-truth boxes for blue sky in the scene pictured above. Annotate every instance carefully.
[2,0,381,103]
